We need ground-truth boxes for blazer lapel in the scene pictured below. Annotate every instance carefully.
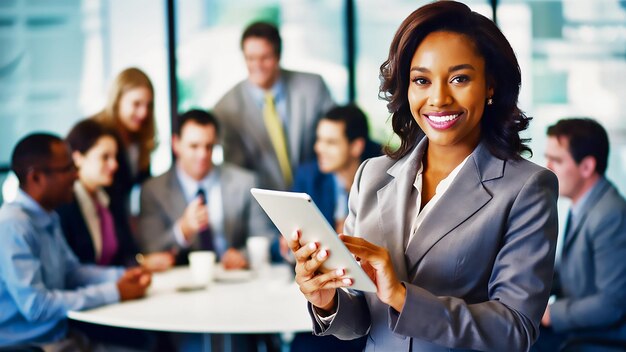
[241,82,270,152]
[283,71,303,164]
[377,139,427,282]
[219,168,236,246]
[166,168,188,226]
[563,178,610,250]
[405,142,500,276]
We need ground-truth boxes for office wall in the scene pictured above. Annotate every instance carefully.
[2,0,625,203]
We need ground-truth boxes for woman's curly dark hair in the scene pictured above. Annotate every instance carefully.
[380,0,531,160]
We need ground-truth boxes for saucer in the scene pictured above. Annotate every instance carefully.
[214,266,255,282]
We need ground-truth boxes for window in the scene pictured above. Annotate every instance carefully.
[498,0,626,194]
[0,0,170,203]
[175,0,348,113]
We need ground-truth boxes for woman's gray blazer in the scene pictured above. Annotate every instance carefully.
[310,138,559,352]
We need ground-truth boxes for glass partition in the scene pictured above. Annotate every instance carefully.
[175,0,348,113]
[498,0,626,195]
[0,0,171,203]
[3,0,625,203]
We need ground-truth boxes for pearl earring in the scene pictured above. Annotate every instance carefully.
[487,98,493,105]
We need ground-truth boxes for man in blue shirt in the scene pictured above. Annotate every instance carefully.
[0,133,151,348]
[292,104,382,231]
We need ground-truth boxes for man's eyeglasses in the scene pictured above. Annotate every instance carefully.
[31,162,77,174]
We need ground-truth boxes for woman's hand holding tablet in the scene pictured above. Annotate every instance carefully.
[250,188,376,293]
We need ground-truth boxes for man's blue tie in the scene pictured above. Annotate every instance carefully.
[196,188,215,252]
[563,209,573,243]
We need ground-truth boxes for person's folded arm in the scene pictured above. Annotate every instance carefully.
[0,222,120,323]
[62,235,124,287]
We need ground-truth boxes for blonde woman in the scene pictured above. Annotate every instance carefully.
[93,67,157,207]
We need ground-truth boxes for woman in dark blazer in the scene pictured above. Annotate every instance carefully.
[288,2,559,351]
[58,119,172,270]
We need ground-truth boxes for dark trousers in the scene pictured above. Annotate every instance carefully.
[532,326,566,352]
[532,326,626,352]
[69,320,160,351]
[290,333,366,352]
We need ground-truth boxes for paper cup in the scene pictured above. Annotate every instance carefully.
[188,251,216,286]
[246,236,270,273]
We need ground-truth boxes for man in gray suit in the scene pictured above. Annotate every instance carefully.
[138,109,271,268]
[214,21,334,191]
[535,118,626,351]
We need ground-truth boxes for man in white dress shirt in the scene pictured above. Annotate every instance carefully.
[138,109,272,268]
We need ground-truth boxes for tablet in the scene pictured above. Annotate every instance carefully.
[250,188,376,292]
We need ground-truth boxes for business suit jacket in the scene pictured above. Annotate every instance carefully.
[137,164,272,259]
[213,69,334,191]
[57,188,138,266]
[311,138,559,352]
[551,177,626,338]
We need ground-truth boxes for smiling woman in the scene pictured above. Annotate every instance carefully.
[408,31,491,162]
[92,68,157,216]
[287,2,560,351]
[56,119,173,270]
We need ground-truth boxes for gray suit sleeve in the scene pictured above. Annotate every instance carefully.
[309,289,370,339]
[214,91,250,169]
[246,175,275,240]
[550,204,626,331]
[137,184,179,253]
[388,169,558,352]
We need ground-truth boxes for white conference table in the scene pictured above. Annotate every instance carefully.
[68,264,312,351]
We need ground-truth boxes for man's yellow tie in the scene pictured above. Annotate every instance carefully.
[263,92,293,186]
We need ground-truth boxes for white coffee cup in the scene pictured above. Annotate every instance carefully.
[188,251,216,286]
[246,236,270,273]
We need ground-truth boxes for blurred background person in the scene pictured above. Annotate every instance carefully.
[293,104,382,233]
[534,118,626,351]
[139,108,277,351]
[138,109,273,268]
[57,119,173,271]
[214,21,335,191]
[92,67,157,216]
[0,133,151,350]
